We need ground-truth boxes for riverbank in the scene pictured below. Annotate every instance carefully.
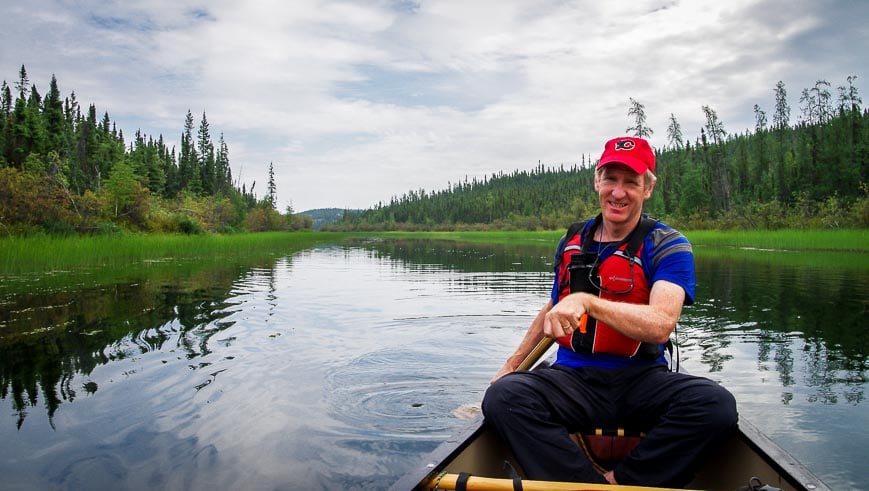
[373,228,869,253]
[2,228,866,276]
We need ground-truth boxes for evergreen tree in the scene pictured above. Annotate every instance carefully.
[754,104,767,133]
[158,135,179,198]
[800,80,833,125]
[64,91,79,127]
[837,76,861,113]
[701,106,730,213]
[838,76,866,187]
[267,161,276,209]
[0,82,10,166]
[626,97,653,138]
[43,75,67,158]
[215,133,230,196]
[666,113,683,149]
[72,104,100,192]
[752,104,771,199]
[179,110,200,193]
[772,80,791,203]
[197,111,214,195]
[799,80,834,197]
[678,159,710,217]
[8,88,31,167]
[14,65,30,100]
[0,81,11,117]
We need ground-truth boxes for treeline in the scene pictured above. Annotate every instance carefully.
[331,77,868,232]
[0,65,310,235]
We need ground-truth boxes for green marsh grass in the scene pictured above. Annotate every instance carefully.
[684,229,867,253]
[2,228,865,277]
[376,228,868,252]
[0,232,346,275]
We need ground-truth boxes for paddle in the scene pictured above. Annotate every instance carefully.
[423,472,690,491]
[452,336,555,420]
[515,336,555,371]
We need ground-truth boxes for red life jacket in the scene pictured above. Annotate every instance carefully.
[554,215,661,359]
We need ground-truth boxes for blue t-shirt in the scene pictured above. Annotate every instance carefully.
[551,218,696,369]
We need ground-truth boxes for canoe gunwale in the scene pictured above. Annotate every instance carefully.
[389,415,486,491]
[732,416,831,491]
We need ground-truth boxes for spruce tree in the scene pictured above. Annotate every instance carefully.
[74,104,100,191]
[197,112,214,195]
[0,81,9,113]
[701,105,730,212]
[43,75,67,158]
[772,81,790,203]
[9,90,29,167]
[666,113,683,149]
[179,110,199,193]
[14,65,29,100]
[0,82,9,166]
[752,104,771,199]
[215,133,230,196]
[626,98,653,138]
[267,161,276,209]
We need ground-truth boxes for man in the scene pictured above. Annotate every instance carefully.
[481,136,737,487]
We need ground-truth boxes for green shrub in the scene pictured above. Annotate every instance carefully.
[176,215,204,235]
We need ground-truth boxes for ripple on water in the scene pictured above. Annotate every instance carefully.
[325,346,489,439]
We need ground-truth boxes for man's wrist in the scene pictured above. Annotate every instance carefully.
[506,354,524,370]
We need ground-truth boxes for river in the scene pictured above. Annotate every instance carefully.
[0,237,866,490]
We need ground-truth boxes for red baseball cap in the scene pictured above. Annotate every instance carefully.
[596,136,655,174]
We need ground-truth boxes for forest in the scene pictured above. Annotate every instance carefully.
[331,77,868,232]
[0,65,310,235]
[1,66,866,236]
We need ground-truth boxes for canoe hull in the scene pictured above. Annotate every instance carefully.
[391,414,830,491]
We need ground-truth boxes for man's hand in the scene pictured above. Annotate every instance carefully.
[543,292,589,338]
[489,363,516,384]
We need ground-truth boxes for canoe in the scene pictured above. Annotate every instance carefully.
[390,411,831,491]
[391,351,831,491]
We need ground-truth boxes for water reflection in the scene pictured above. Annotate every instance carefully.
[681,250,868,402]
[0,261,272,429]
[345,237,554,273]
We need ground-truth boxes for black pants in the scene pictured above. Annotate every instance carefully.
[481,363,738,487]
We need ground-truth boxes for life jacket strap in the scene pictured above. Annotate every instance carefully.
[555,213,658,270]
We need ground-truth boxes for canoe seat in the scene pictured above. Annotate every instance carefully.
[570,428,645,472]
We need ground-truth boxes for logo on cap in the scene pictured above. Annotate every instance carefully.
[615,139,635,151]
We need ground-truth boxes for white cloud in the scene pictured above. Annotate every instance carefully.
[1,0,866,211]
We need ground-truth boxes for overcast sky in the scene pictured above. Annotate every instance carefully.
[2,0,866,212]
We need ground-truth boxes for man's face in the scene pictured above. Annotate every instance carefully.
[594,164,654,227]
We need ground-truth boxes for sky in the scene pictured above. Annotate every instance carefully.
[2,0,867,212]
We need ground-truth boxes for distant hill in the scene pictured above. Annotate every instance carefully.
[298,208,360,230]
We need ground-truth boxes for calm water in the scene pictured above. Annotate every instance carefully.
[0,238,866,490]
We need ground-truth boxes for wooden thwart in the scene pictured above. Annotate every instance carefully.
[422,473,695,491]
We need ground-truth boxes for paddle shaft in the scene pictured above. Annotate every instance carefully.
[424,473,689,491]
[515,336,555,371]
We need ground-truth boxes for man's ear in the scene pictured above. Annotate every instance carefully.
[643,179,655,200]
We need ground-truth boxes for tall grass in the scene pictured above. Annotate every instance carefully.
[0,232,345,275]
[2,228,865,276]
[684,229,867,252]
[377,229,868,252]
